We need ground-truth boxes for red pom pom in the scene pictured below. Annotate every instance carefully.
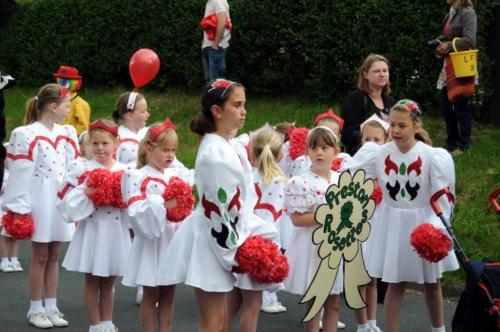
[110,171,126,208]
[2,211,34,240]
[162,177,195,223]
[86,168,114,206]
[371,184,383,205]
[288,127,309,160]
[410,223,452,263]
[235,235,289,283]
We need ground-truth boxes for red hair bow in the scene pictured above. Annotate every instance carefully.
[149,118,176,141]
[314,107,344,129]
[89,120,119,137]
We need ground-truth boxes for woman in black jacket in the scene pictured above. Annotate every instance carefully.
[341,54,395,155]
[435,0,477,153]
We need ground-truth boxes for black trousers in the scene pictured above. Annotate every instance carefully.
[441,87,472,150]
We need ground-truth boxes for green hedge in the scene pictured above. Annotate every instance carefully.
[0,0,498,110]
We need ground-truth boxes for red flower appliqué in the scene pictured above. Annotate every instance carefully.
[410,223,452,263]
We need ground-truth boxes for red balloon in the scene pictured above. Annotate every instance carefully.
[129,48,160,88]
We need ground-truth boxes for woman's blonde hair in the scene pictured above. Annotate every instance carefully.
[357,54,391,97]
[389,104,432,146]
[250,129,285,184]
[136,124,178,169]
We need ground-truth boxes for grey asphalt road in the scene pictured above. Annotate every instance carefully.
[0,241,458,331]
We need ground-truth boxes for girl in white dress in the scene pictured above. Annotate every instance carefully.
[58,120,131,332]
[157,79,258,331]
[112,92,150,167]
[285,126,343,332]
[3,83,78,329]
[224,127,286,331]
[353,114,388,332]
[121,119,180,332]
[342,100,459,332]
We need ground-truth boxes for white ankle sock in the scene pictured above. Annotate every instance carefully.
[368,320,377,327]
[10,257,18,264]
[45,298,58,312]
[89,324,101,332]
[28,300,44,317]
[431,327,445,332]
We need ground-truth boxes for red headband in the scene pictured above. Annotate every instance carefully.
[314,107,344,128]
[89,120,119,137]
[149,118,176,141]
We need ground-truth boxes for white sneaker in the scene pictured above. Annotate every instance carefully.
[11,261,23,272]
[0,261,13,272]
[28,311,54,329]
[101,323,118,332]
[47,309,69,327]
[370,326,383,332]
[261,301,287,313]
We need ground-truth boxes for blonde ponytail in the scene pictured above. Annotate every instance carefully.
[136,136,149,169]
[251,129,285,184]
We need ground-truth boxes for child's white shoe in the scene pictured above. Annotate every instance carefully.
[11,261,23,272]
[370,325,383,332]
[261,300,287,313]
[28,311,54,329]
[338,320,346,329]
[135,287,143,305]
[0,261,13,272]
[46,309,69,327]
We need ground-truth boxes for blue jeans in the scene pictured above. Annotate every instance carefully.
[441,87,472,150]
[202,47,226,82]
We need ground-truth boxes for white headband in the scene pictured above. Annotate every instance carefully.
[308,125,338,143]
[127,92,138,110]
[360,114,390,133]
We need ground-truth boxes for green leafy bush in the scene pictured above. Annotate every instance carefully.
[0,0,497,111]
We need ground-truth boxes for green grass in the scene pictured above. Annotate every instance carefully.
[3,86,500,287]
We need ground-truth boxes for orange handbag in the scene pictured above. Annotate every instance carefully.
[445,56,475,103]
[200,13,232,40]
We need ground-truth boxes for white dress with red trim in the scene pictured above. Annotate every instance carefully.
[122,165,178,287]
[230,139,281,291]
[342,141,459,283]
[252,170,286,245]
[2,122,79,242]
[157,134,259,292]
[59,160,131,277]
[0,167,9,234]
[284,170,344,295]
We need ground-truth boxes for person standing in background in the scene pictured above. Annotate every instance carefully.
[54,66,92,135]
[435,0,477,154]
[201,0,231,82]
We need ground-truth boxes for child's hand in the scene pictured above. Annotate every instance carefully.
[164,198,177,210]
[84,187,96,197]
